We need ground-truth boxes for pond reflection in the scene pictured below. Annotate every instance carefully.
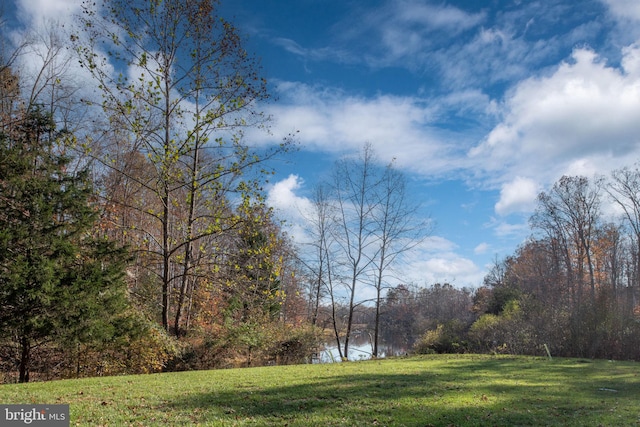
[315,334,408,363]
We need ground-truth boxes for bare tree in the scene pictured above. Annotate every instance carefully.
[608,165,640,307]
[304,183,333,327]
[531,175,603,306]
[369,159,431,357]
[331,144,380,360]
[530,175,603,356]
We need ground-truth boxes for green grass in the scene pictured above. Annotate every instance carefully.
[1,354,639,426]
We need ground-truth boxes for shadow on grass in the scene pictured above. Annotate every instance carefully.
[162,357,639,426]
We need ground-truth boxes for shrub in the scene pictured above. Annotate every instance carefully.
[468,300,535,354]
[413,320,468,354]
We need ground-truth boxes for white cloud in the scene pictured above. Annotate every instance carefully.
[347,0,600,90]
[267,174,310,213]
[601,0,640,22]
[622,42,640,75]
[470,46,640,186]
[418,255,482,287]
[266,174,315,243]
[393,0,484,31]
[8,0,114,112]
[474,242,490,254]
[252,81,466,176]
[266,178,486,288]
[375,0,484,62]
[419,236,457,253]
[393,237,485,287]
[15,0,81,27]
[492,219,530,239]
[334,0,484,71]
[495,177,539,216]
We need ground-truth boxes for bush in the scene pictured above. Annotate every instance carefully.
[265,324,321,365]
[168,322,322,371]
[83,320,182,376]
[413,320,468,354]
[468,300,535,355]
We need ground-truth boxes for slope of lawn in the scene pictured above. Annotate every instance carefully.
[1,354,639,426]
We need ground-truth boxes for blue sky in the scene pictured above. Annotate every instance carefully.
[8,0,640,289]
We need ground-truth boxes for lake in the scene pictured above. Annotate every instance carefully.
[315,335,408,363]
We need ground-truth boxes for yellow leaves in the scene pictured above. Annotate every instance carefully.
[139,52,147,67]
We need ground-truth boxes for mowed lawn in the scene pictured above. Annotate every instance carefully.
[1,354,639,426]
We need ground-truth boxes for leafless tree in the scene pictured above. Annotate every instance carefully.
[531,175,603,306]
[530,175,604,356]
[331,144,380,360]
[608,165,640,307]
[369,159,431,357]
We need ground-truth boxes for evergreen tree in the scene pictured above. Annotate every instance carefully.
[0,107,135,382]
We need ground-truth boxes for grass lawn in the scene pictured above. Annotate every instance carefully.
[1,354,639,426]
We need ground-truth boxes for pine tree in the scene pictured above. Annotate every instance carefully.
[0,107,135,382]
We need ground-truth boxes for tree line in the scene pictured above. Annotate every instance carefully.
[364,173,640,361]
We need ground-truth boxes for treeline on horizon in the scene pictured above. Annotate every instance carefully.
[405,173,640,361]
[2,0,640,384]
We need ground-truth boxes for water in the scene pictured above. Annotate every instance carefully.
[315,335,408,363]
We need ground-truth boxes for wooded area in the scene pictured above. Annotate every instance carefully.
[2,0,640,383]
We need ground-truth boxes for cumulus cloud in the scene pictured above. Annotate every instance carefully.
[495,177,539,216]
[267,174,310,213]
[266,175,315,243]
[492,220,531,239]
[414,255,483,287]
[390,237,485,287]
[470,46,640,186]
[8,0,113,110]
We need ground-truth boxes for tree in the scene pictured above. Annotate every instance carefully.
[303,183,333,326]
[475,256,521,315]
[369,159,430,357]
[305,144,429,360]
[227,204,286,322]
[608,165,640,307]
[0,8,27,125]
[530,176,604,356]
[331,144,380,360]
[531,176,602,306]
[76,0,291,334]
[380,284,417,350]
[0,107,134,382]
[303,182,345,358]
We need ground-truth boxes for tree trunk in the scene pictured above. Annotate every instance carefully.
[174,132,200,336]
[162,188,170,332]
[343,273,357,360]
[373,285,381,358]
[19,335,30,383]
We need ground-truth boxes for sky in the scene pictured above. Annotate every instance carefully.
[6,0,640,291]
